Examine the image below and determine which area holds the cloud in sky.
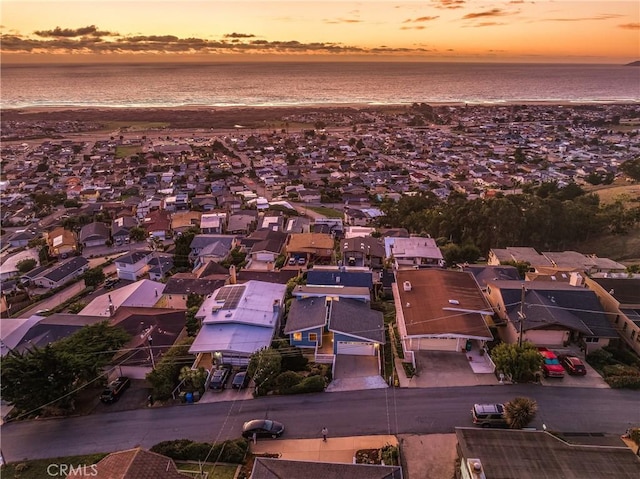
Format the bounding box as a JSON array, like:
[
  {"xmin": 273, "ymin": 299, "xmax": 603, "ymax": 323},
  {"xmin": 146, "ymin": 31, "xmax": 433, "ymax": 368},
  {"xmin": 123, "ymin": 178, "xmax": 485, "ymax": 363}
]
[
  {"xmin": 432, "ymin": 0, "xmax": 466, "ymax": 9},
  {"xmin": 323, "ymin": 18, "xmax": 362, "ymax": 24},
  {"xmin": 618, "ymin": 23, "xmax": 639, "ymax": 30},
  {"xmin": 462, "ymin": 9, "xmax": 513, "ymax": 20},
  {"xmin": 1, "ymin": 25, "xmax": 440, "ymax": 56},
  {"xmin": 544, "ymin": 14, "xmax": 623, "ymax": 22},
  {"xmin": 403, "ymin": 16, "xmax": 439, "ymax": 23}
]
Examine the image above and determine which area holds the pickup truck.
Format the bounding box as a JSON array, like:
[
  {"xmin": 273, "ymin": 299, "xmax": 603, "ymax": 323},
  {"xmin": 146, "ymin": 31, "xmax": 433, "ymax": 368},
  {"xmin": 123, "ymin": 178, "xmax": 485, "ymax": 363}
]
[
  {"xmin": 100, "ymin": 376, "xmax": 131, "ymax": 403},
  {"xmin": 538, "ymin": 348, "xmax": 565, "ymax": 378}
]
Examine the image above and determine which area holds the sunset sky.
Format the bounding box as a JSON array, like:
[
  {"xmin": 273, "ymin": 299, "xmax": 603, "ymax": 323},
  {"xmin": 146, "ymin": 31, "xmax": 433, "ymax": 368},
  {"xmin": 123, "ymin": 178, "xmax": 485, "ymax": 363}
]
[{"xmin": 1, "ymin": 1, "xmax": 638, "ymax": 63}]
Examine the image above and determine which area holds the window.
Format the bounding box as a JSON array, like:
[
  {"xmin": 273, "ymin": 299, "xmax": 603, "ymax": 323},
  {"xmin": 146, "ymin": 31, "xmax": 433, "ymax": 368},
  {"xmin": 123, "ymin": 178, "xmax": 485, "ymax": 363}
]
[
  {"xmin": 632, "ymin": 330, "xmax": 636, "ymax": 341},
  {"xmin": 293, "ymin": 332, "xmax": 302, "ymax": 341},
  {"xmin": 623, "ymin": 323, "xmax": 628, "ymax": 333},
  {"xmin": 308, "ymin": 333, "xmax": 318, "ymax": 342},
  {"xmin": 585, "ymin": 337, "xmax": 599, "ymax": 343}
]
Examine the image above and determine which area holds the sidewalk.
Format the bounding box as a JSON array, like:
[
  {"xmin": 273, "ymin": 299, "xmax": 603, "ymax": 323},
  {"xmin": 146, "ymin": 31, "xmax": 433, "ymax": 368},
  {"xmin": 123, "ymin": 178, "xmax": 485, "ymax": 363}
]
[{"xmin": 250, "ymin": 434, "xmax": 398, "ymax": 464}]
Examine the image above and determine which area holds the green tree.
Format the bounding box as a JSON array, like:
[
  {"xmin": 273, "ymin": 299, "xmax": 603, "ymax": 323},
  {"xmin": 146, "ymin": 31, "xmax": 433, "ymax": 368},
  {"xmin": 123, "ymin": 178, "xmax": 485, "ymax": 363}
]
[
  {"xmin": 502, "ymin": 260, "xmax": 531, "ymax": 280},
  {"xmin": 186, "ymin": 293, "xmax": 204, "ymax": 309},
  {"xmin": 178, "ymin": 366, "xmax": 208, "ymax": 393},
  {"xmin": 185, "ymin": 306, "xmax": 201, "ymax": 337},
  {"xmin": 490, "ymin": 342, "xmax": 543, "ymax": 382},
  {"xmin": 504, "ymin": 396, "xmax": 538, "ymax": 429},
  {"xmin": 82, "ymin": 267, "xmax": 105, "ymax": 287},
  {"xmin": 173, "ymin": 227, "xmax": 199, "ymax": 268},
  {"xmin": 247, "ymin": 347, "xmax": 282, "ymax": 396},
  {"xmin": 620, "ymin": 158, "xmax": 640, "ymax": 181},
  {"xmin": 16, "ymin": 258, "xmax": 37, "ymax": 274},
  {"xmin": 129, "ymin": 226, "xmax": 147, "ymax": 242},
  {"xmin": 38, "ymin": 245, "xmax": 51, "ymax": 265},
  {"xmin": 0, "ymin": 322, "xmax": 129, "ymax": 415},
  {"xmin": 146, "ymin": 337, "xmax": 194, "ymax": 400}
]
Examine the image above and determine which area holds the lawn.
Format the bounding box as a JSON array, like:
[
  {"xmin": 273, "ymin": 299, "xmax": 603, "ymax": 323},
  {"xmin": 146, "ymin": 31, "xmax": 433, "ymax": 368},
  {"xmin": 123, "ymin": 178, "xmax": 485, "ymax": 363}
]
[
  {"xmin": 1, "ymin": 454, "xmax": 106, "ymax": 479},
  {"xmin": 306, "ymin": 206, "xmax": 344, "ymax": 218},
  {"xmin": 176, "ymin": 462, "xmax": 239, "ymax": 479},
  {"xmin": 115, "ymin": 145, "xmax": 143, "ymax": 159},
  {"xmin": 587, "ymin": 183, "xmax": 640, "ymax": 206}
]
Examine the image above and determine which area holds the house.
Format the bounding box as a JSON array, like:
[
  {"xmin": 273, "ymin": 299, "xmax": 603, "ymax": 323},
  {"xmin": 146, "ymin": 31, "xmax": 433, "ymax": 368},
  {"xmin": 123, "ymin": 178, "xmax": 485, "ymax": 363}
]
[
  {"xmin": 10, "ymin": 313, "xmax": 105, "ymax": 354},
  {"xmin": 393, "ymin": 269, "xmax": 494, "ymax": 359},
  {"xmin": 307, "ymin": 269, "xmax": 373, "ymax": 291},
  {"xmin": 298, "ymin": 188, "xmax": 321, "ymax": 203},
  {"xmin": 160, "ymin": 277, "xmax": 226, "ymax": 309},
  {"xmin": 586, "ymin": 277, "xmax": 640, "ymax": 356},
  {"xmin": 0, "ymin": 248, "xmax": 39, "ymax": 281},
  {"xmin": 170, "ymin": 211, "xmax": 202, "ymax": 234},
  {"xmin": 384, "ymin": 237, "xmax": 444, "ymax": 270},
  {"xmin": 242, "ymin": 230, "xmax": 288, "ymax": 264},
  {"xmin": 340, "ymin": 237, "xmax": 385, "ymax": 269},
  {"xmin": 189, "ymin": 281, "xmax": 287, "ymax": 366},
  {"xmin": 111, "ymin": 215, "xmax": 138, "ymax": 245},
  {"xmin": 285, "ymin": 297, "xmax": 384, "ymax": 361},
  {"xmin": 461, "ymin": 264, "xmax": 521, "ymax": 291},
  {"xmin": 250, "ymin": 458, "xmax": 402, "ymax": 479},
  {"xmin": 66, "ymin": 447, "xmax": 191, "ymax": 478},
  {"xmin": 485, "ymin": 279, "xmax": 618, "ymax": 353},
  {"xmin": 33, "ymin": 256, "xmax": 89, "ymax": 289},
  {"xmin": 143, "ymin": 209, "xmax": 172, "ymax": 240},
  {"xmin": 542, "ymin": 251, "xmax": 627, "ymax": 274},
  {"xmin": 79, "ymin": 222, "xmax": 110, "ymax": 248},
  {"xmin": 200, "ymin": 212, "xmax": 227, "ymax": 234},
  {"xmin": 292, "ymin": 285, "xmax": 371, "ymax": 303},
  {"xmin": 286, "ymin": 233, "xmax": 334, "ymax": 264},
  {"xmin": 46, "ymin": 226, "xmax": 77, "ymax": 258},
  {"xmin": 79, "ymin": 279, "xmax": 165, "ymax": 317},
  {"xmin": 189, "ymin": 234, "xmax": 237, "ymax": 268},
  {"xmin": 115, "ymin": 250, "xmax": 153, "ymax": 281},
  {"xmin": 487, "ymin": 246, "xmax": 553, "ymax": 270},
  {"xmin": 110, "ymin": 307, "xmax": 186, "ymax": 375},
  {"xmin": 455, "ymin": 428, "xmax": 640, "ymax": 479},
  {"xmin": 7, "ymin": 227, "xmax": 39, "ymax": 248},
  {"xmin": 148, "ymin": 254, "xmax": 174, "ymax": 281},
  {"xmin": 227, "ymin": 210, "xmax": 258, "ymax": 235}
]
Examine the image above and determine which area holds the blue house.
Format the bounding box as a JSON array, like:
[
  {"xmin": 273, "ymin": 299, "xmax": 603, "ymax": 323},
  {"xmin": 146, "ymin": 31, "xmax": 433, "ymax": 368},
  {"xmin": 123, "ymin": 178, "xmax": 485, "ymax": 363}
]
[
  {"xmin": 306, "ymin": 269, "xmax": 373, "ymax": 290},
  {"xmin": 284, "ymin": 297, "xmax": 385, "ymax": 362}
]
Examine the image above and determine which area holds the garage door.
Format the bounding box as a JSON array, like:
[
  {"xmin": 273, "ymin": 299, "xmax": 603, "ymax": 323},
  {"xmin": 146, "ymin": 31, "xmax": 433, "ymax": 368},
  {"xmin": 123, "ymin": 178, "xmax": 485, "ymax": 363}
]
[
  {"xmin": 256, "ymin": 253, "xmax": 274, "ymax": 262},
  {"xmin": 417, "ymin": 338, "xmax": 459, "ymax": 352},
  {"xmin": 337, "ymin": 341, "xmax": 375, "ymax": 356}
]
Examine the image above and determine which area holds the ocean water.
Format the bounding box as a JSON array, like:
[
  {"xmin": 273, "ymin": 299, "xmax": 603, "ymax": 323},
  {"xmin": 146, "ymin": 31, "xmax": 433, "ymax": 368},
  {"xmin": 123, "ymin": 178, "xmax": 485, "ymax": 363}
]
[{"xmin": 1, "ymin": 62, "xmax": 638, "ymax": 109}]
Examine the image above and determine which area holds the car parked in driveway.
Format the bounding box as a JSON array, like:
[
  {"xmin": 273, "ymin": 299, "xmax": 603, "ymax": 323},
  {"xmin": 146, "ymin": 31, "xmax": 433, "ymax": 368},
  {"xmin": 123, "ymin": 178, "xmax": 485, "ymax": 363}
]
[
  {"xmin": 241, "ymin": 419, "xmax": 285, "ymax": 439},
  {"xmin": 559, "ymin": 355, "xmax": 587, "ymax": 375},
  {"xmin": 538, "ymin": 347, "xmax": 565, "ymax": 378},
  {"xmin": 231, "ymin": 370, "xmax": 250, "ymax": 389},
  {"xmin": 209, "ymin": 365, "xmax": 231, "ymax": 390},
  {"xmin": 100, "ymin": 376, "xmax": 131, "ymax": 403}
]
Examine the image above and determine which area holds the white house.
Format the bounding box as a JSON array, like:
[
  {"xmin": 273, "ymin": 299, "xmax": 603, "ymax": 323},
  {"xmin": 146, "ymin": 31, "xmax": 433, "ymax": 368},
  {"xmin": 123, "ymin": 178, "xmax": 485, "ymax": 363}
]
[
  {"xmin": 115, "ymin": 251, "xmax": 154, "ymax": 281},
  {"xmin": 189, "ymin": 280, "xmax": 287, "ymax": 366}
]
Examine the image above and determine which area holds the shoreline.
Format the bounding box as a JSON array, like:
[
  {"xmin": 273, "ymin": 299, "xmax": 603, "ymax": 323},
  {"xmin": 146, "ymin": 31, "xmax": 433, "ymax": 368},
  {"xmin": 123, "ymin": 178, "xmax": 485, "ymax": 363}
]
[{"xmin": 2, "ymin": 99, "xmax": 639, "ymax": 114}]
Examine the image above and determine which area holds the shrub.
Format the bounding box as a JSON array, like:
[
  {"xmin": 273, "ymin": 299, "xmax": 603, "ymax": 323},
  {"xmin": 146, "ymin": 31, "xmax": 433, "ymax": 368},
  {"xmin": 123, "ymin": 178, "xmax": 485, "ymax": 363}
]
[
  {"xmin": 284, "ymin": 374, "xmax": 325, "ymax": 394},
  {"xmin": 151, "ymin": 438, "xmax": 248, "ymax": 463},
  {"xmin": 504, "ymin": 396, "xmax": 538, "ymax": 429},
  {"xmin": 630, "ymin": 428, "xmax": 640, "ymax": 446},
  {"xmin": 603, "ymin": 346, "xmax": 640, "ymax": 368},
  {"xmin": 381, "ymin": 444, "xmax": 399, "ymax": 466},
  {"xmin": 605, "ymin": 375, "xmax": 640, "ymax": 389},
  {"xmin": 602, "ymin": 364, "xmax": 640, "ymax": 377},
  {"xmin": 276, "ymin": 370, "xmax": 303, "ymax": 392}
]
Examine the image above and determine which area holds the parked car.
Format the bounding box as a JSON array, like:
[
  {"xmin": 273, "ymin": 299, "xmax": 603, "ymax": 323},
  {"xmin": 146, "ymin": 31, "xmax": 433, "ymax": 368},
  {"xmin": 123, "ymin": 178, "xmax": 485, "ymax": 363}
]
[
  {"xmin": 100, "ymin": 376, "xmax": 131, "ymax": 403},
  {"xmin": 538, "ymin": 347, "xmax": 565, "ymax": 378},
  {"xmin": 232, "ymin": 370, "xmax": 250, "ymax": 389},
  {"xmin": 559, "ymin": 355, "xmax": 587, "ymax": 375},
  {"xmin": 241, "ymin": 419, "xmax": 285, "ymax": 439},
  {"xmin": 298, "ymin": 257, "xmax": 306, "ymax": 265},
  {"xmin": 209, "ymin": 365, "xmax": 231, "ymax": 390},
  {"xmin": 288, "ymin": 257, "xmax": 297, "ymax": 266},
  {"xmin": 471, "ymin": 403, "xmax": 508, "ymax": 428},
  {"xmin": 104, "ymin": 278, "xmax": 120, "ymax": 290}
]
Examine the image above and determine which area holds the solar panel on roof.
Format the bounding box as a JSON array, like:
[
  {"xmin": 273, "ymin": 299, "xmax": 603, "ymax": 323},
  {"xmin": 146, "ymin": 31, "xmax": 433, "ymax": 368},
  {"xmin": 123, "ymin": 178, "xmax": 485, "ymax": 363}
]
[{"xmin": 214, "ymin": 285, "xmax": 246, "ymax": 309}]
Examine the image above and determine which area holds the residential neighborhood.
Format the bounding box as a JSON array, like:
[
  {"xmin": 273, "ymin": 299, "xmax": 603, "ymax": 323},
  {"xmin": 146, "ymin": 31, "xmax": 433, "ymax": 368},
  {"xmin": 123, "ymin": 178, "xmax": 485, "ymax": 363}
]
[{"xmin": 1, "ymin": 103, "xmax": 640, "ymax": 478}]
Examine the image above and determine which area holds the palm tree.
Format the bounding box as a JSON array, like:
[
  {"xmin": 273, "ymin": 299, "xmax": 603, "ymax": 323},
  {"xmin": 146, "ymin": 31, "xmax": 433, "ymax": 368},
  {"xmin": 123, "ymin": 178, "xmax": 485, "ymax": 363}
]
[{"xmin": 504, "ymin": 396, "xmax": 538, "ymax": 429}]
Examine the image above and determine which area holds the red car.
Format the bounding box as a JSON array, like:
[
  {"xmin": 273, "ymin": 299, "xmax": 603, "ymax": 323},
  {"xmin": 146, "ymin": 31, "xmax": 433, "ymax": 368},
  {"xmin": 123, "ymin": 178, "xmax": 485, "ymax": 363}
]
[
  {"xmin": 559, "ymin": 355, "xmax": 587, "ymax": 375},
  {"xmin": 538, "ymin": 348, "xmax": 565, "ymax": 378}
]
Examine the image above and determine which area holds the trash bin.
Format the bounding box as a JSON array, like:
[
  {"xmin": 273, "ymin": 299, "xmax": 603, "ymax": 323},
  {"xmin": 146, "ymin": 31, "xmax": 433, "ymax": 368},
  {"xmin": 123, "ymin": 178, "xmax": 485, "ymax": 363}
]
[
  {"xmin": 465, "ymin": 339, "xmax": 472, "ymax": 352},
  {"xmin": 185, "ymin": 392, "xmax": 193, "ymax": 403},
  {"xmin": 193, "ymin": 391, "xmax": 201, "ymax": 402},
  {"xmin": 178, "ymin": 391, "xmax": 187, "ymax": 403}
]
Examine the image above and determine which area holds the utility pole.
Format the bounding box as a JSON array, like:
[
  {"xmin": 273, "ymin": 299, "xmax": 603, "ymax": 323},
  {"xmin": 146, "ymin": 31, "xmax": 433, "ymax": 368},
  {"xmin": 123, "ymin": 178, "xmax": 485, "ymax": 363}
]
[
  {"xmin": 148, "ymin": 335, "xmax": 156, "ymax": 370},
  {"xmin": 518, "ymin": 284, "xmax": 526, "ymax": 347}
]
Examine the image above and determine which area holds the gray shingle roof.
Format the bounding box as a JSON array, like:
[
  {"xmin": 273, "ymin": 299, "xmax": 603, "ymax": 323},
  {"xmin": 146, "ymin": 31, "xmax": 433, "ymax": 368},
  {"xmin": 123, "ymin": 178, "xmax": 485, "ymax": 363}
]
[
  {"xmin": 329, "ymin": 298, "xmax": 385, "ymax": 343},
  {"xmin": 284, "ymin": 297, "xmax": 327, "ymax": 334},
  {"xmin": 251, "ymin": 458, "xmax": 402, "ymax": 479},
  {"xmin": 42, "ymin": 256, "xmax": 89, "ymax": 283}
]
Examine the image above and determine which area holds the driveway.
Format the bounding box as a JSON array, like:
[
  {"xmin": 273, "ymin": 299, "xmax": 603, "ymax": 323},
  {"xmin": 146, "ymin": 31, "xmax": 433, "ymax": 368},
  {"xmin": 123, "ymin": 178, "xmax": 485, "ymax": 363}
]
[
  {"xmin": 408, "ymin": 351, "xmax": 499, "ymax": 388},
  {"xmin": 326, "ymin": 355, "xmax": 388, "ymax": 392}
]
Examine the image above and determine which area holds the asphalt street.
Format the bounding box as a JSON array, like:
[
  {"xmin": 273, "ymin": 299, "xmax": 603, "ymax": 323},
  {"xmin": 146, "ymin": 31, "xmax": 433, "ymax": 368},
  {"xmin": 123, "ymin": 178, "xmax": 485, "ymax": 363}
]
[{"xmin": 2, "ymin": 385, "xmax": 639, "ymax": 463}]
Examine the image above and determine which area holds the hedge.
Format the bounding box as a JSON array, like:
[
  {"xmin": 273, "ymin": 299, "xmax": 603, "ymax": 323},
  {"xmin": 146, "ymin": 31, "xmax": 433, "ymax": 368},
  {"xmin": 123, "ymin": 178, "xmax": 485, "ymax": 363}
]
[
  {"xmin": 282, "ymin": 374, "xmax": 325, "ymax": 394},
  {"xmin": 150, "ymin": 438, "xmax": 249, "ymax": 463}
]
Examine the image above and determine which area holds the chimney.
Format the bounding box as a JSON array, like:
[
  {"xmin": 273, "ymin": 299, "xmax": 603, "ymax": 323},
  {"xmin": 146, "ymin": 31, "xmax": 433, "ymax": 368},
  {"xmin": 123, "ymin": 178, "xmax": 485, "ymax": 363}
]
[
  {"xmin": 108, "ymin": 295, "xmax": 115, "ymax": 316},
  {"xmin": 229, "ymin": 264, "xmax": 237, "ymax": 284},
  {"xmin": 569, "ymin": 272, "xmax": 584, "ymax": 287},
  {"xmin": 273, "ymin": 299, "xmax": 280, "ymax": 313}
]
